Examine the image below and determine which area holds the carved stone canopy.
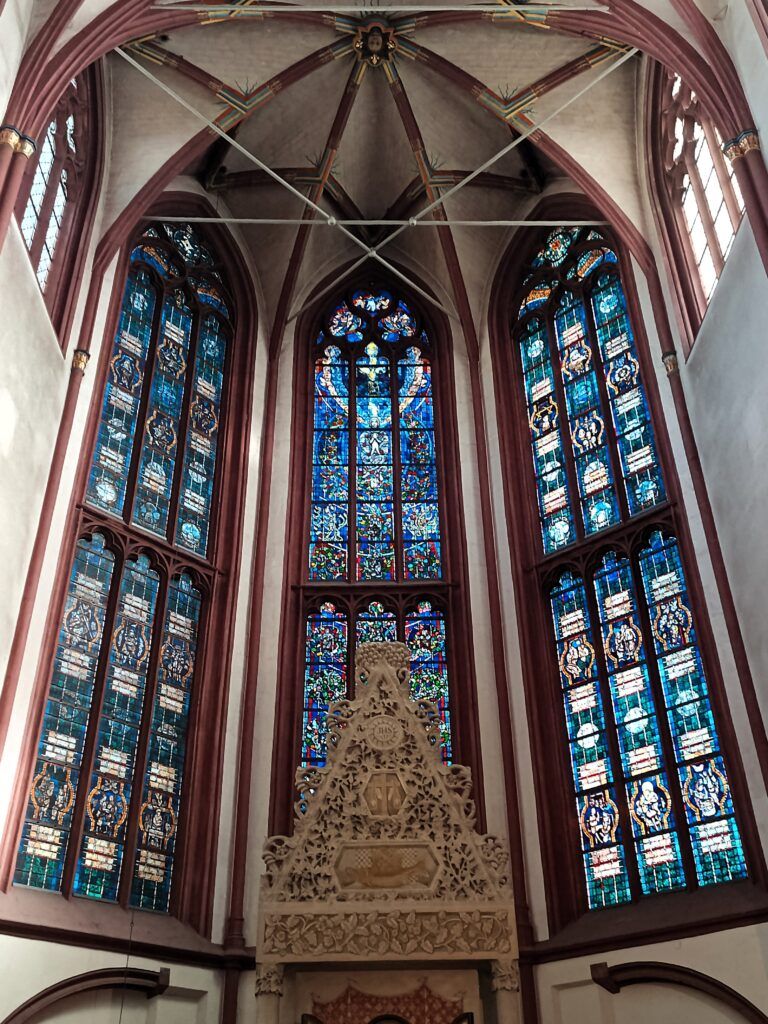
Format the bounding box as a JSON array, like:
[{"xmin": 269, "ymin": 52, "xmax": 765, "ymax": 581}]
[{"xmin": 257, "ymin": 642, "xmax": 517, "ymax": 963}]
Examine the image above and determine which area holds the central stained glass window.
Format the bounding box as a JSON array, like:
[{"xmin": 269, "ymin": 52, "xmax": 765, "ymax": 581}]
[
  {"xmin": 301, "ymin": 288, "xmax": 452, "ymax": 769},
  {"xmin": 513, "ymin": 227, "xmax": 748, "ymax": 911}
]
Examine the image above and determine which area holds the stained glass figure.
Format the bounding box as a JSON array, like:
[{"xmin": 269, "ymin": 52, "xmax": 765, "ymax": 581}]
[
  {"xmin": 639, "ymin": 532, "xmax": 746, "ymax": 885},
  {"xmin": 15, "ymin": 534, "xmax": 114, "ymax": 892},
  {"xmin": 85, "ymin": 224, "xmax": 232, "ymax": 559},
  {"xmin": 131, "ymin": 574, "xmax": 201, "ymax": 911},
  {"xmin": 514, "ymin": 229, "xmax": 664, "ymax": 551},
  {"xmin": 356, "ymin": 601, "xmax": 397, "ymax": 645},
  {"xmin": 74, "ymin": 555, "xmax": 160, "ymax": 901},
  {"xmin": 550, "ymin": 571, "xmax": 631, "ymax": 908},
  {"xmin": 302, "ymin": 603, "xmax": 348, "ymax": 769},
  {"xmin": 405, "ymin": 602, "xmax": 451, "ymax": 763}
]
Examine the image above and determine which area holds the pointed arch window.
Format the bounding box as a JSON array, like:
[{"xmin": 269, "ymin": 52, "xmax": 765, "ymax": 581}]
[
  {"xmin": 300, "ymin": 288, "xmax": 452, "ymax": 772},
  {"xmin": 15, "ymin": 71, "xmax": 102, "ymax": 336},
  {"xmin": 510, "ymin": 227, "xmax": 749, "ymax": 912},
  {"xmin": 649, "ymin": 67, "xmax": 744, "ymax": 343},
  {"xmin": 13, "ymin": 223, "xmax": 234, "ymax": 914}
]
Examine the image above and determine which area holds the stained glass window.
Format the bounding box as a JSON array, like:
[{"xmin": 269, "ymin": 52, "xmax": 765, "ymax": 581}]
[
  {"xmin": 512, "ymin": 225, "xmax": 749, "ymax": 911},
  {"xmin": 16, "ymin": 222, "xmax": 234, "ymax": 912},
  {"xmin": 86, "ymin": 224, "xmax": 231, "ymax": 559},
  {"xmin": 300, "ymin": 287, "xmax": 454, "ymax": 771},
  {"xmin": 515, "ymin": 228, "xmax": 665, "ymax": 554}
]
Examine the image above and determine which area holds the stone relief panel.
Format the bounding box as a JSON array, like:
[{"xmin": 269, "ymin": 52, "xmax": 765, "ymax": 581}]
[{"xmin": 257, "ymin": 642, "xmax": 517, "ymax": 963}]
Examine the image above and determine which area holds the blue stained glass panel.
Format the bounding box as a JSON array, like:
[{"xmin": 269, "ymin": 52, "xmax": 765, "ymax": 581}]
[
  {"xmin": 405, "ymin": 602, "xmax": 451, "ymax": 763},
  {"xmin": 352, "ymin": 290, "xmax": 392, "ymax": 314},
  {"xmin": 551, "ymin": 572, "xmax": 613, "ymax": 795},
  {"xmin": 310, "ymin": 347, "xmax": 350, "ymax": 581},
  {"xmin": 399, "ymin": 347, "xmax": 441, "ymax": 580},
  {"xmin": 356, "ymin": 343, "xmax": 395, "ymax": 581},
  {"xmin": 639, "ymin": 532, "xmax": 747, "ymax": 885},
  {"xmin": 555, "ymin": 293, "xmax": 620, "ymax": 536},
  {"xmin": 131, "ymin": 574, "xmax": 201, "ymax": 912},
  {"xmin": 175, "ymin": 314, "xmax": 227, "ymax": 556},
  {"xmin": 593, "ymin": 551, "xmax": 687, "ymax": 892},
  {"xmin": 356, "ymin": 601, "xmax": 398, "ymax": 645},
  {"xmin": 591, "ymin": 273, "xmax": 665, "ymax": 515},
  {"xmin": 73, "ymin": 555, "xmax": 160, "ymax": 901},
  {"xmin": 302, "ymin": 603, "xmax": 347, "ymax": 768},
  {"xmin": 15, "ymin": 535, "xmax": 115, "ymax": 893},
  {"xmin": 379, "ymin": 300, "xmax": 417, "ymax": 342},
  {"xmin": 86, "ymin": 271, "xmax": 156, "ymax": 516},
  {"xmin": 132, "ymin": 294, "xmax": 193, "ymax": 539},
  {"xmin": 520, "ymin": 318, "xmax": 575, "ymax": 552},
  {"xmin": 329, "ymin": 302, "xmax": 363, "ymax": 342}
]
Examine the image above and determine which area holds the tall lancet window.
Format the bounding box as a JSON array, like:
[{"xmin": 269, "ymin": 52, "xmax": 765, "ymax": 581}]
[
  {"xmin": 300, "ymin": 288, "xmax": 451, "ymax": 771},
  {"xmin": 14, "ymin": 223, "xmax": 234, "ymax": 914},
  {"xmin": 511, "ymin": 227, "xmax": 748, "ymax": 912},
  {"xmin": 649, "ymin": 66, "xmax": 745, "ymax": 344}
]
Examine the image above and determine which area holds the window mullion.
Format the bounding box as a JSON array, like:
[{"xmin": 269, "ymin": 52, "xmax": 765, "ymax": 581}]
[
  {"xmin": 545, "ymin": 306, "xmax": 584, "ymax": 545},
  {"xmin": 581, "ymin": 278, "xmax": 631, "ymax": 523},
  {"xmin": 700, "ymin": 119, "xmax": 742, "ymax": 233},
  {"xmin": 628, "ymin": 546, "xmax": 699, "ymax": 888},
  {"xmin": 27, "ymin": 132, "xmax": 67, "ymax": 274},
  {"xmin": 116, "ymin": 568, "xmax": 170, "ymax": 907},
  {"xmin": 348, "ymin": 342, "xmax": 358, "ymax": 588},
  {"xmin": 166, "ymin": 304, "xmax": 200, "ymax": 546},
  {"xmin": 684, "ymin": 150, "xmax": 725, "ymax": 275},
  {"xmin": 123, "ymin": 281, "xmax": 166, "ymax": 525},
  {"xmin": 59, "ymin": 543, "xmax": 126, "ymax": 897}
]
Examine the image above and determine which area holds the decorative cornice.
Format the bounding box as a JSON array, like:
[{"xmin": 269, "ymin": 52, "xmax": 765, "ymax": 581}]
[
  {"xmin": 661, "ymin": 350, "xmax": 679, "ymax": 377},
  {"xmin": 723, "ymin": 129, "xmax": 760, "ymax": 162}
]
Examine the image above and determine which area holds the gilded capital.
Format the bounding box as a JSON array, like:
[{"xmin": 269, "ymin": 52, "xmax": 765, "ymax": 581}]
[
  {"xmin": 0, "ymin": 125, "xmax": 21, "ymax": 150},
  {"xmin": 15, "ymin": 135, "xmax": 36, "ymax": 158},
  {"xmin": 661, "ymin": 350, "xmax": 679, "ymax": 377},
  {"xmin": 72, "ymin": 349, "xmax": 90, "ymax": 374},
  {"xmin": 723, "ymin": 129, "xmax": 760, "ymax": 162}
]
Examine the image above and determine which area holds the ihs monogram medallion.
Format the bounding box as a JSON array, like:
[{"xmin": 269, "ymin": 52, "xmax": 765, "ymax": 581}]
[{"xmin": 354, "ymin": 22, "xmax": 397, "ymax": 67}]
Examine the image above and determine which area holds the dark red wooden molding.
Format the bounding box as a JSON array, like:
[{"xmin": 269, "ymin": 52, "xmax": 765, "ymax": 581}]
[
  {"xmin": 591, "ymin": 960, "xmax": 768, "ymax": 1024},
  {"xmin": 0, "ymin": 967, "xmax": 170, "ymax": 1024}
]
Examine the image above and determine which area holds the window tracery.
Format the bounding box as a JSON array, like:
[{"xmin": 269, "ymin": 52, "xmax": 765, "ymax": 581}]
[
  {"xmin": 14, "ymin": 223, "xmax": 233, "ymax": 913},
  {"xmin": 651, "ymin": 67, "xmax": 745, "ymax": 340},
  {"xmin": 512, "ymin": 227, "xmax": 748, "ymax": 910}
]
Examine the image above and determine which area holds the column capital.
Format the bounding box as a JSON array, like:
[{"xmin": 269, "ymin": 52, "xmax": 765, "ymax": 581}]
[
  {"xmin": 72, "ymin": 349, "xmax": 90, "ymax": 374},
  {"xmin": 723, "ymin": 129, "xmax": 760, "ymax": 162},
  {"xmin": 661, "ymin": 350, "xmax": 679, "ymax": 377}
]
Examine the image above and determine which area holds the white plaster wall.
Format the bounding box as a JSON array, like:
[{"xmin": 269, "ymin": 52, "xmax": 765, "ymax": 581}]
[
  {"xmin": 535, "ymin": 922, "xmax": 768, "ymax": 1024},
  {"xmin": 0, "ymin": 225, "xmax": 68, "ymax": 682},
  {"xmin": 0, "ymin": 934, "xmax": 221, "ymax": 1024},
  {"xmin": 0, "ymin": 0, "xmax": 35, "ymax": 116}
]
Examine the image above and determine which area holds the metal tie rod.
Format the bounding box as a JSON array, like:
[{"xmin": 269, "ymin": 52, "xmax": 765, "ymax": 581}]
[
  {"xmin": 144, "ymin": 216, "xmax": 609, "ymax": 227},
  {"xmin": 287, "ymin": 45, "xmax": 636, "ymax": 322},
  {"xmin": 114, "ymin": 46, "xmax": 457, "ymax": 320},
  {"xmin": 152, "ymin": 4, "xmax": 605, "ymax": 13}
]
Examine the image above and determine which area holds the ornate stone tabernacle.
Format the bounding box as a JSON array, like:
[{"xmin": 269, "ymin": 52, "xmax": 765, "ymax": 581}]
[{"xmin": 257, "ymin": 642, "xmax": 517, "ymax": 965}]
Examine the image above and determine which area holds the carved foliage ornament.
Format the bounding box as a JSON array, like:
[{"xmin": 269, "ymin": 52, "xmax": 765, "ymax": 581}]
[{"xmin": 258, "ymin": 642, "xmax": 516, "ymax": 962}]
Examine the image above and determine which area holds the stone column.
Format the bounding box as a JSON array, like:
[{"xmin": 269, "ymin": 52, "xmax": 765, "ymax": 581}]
[
  {"xmin": 254, "ymin": 963, "xmax": 284, "ymax": 1024},
  {"xmin": 491, "ymin": 959, "xmax": 520, "ymax": 1024}
]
